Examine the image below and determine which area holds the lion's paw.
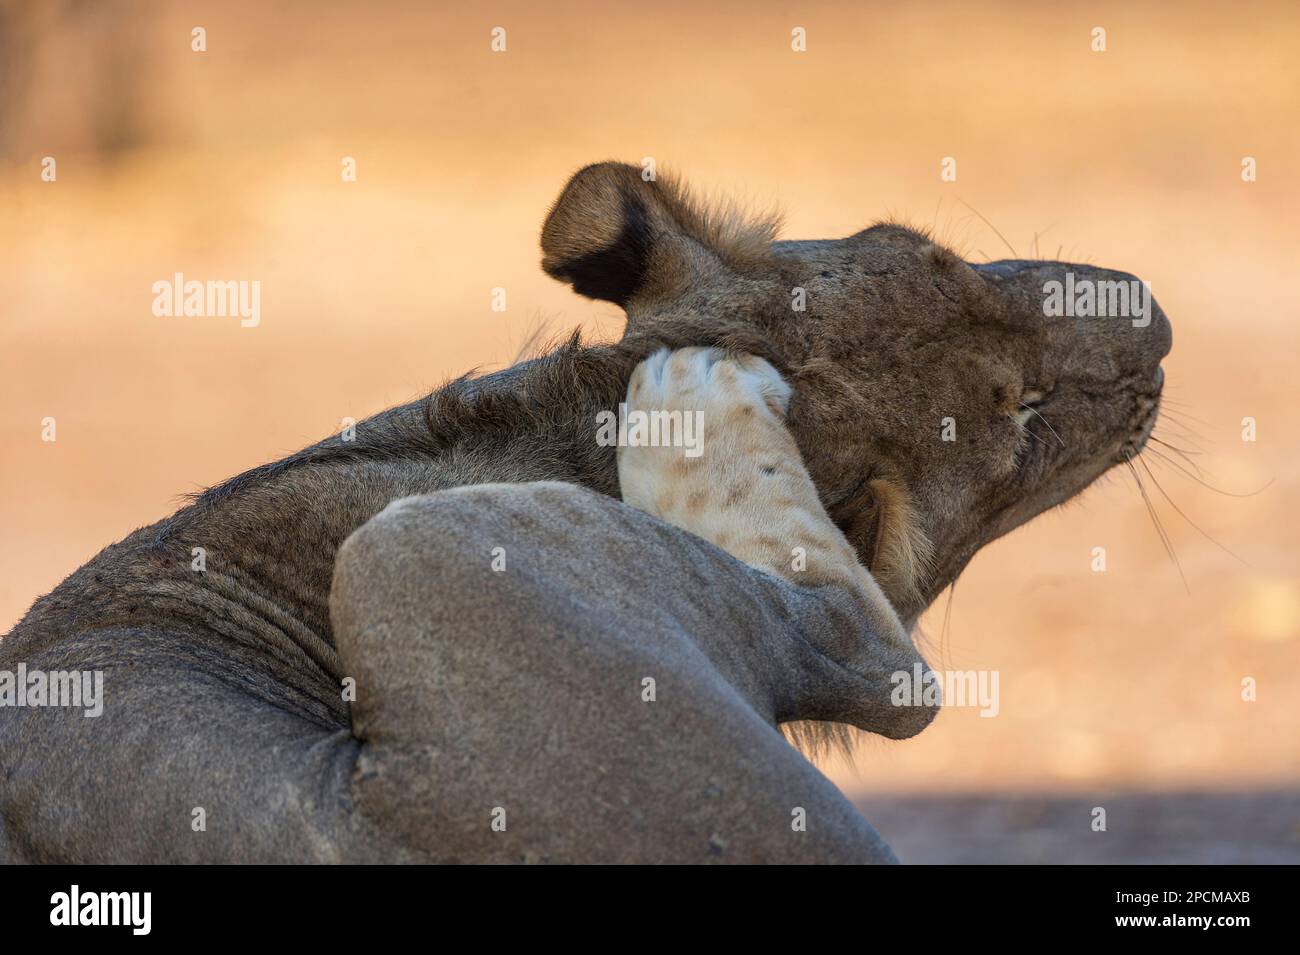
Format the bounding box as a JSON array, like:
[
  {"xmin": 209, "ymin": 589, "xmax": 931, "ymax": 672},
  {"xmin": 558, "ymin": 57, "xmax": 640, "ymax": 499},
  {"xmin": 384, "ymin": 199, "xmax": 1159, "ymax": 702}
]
[{"xmin": 618, "ymin": 347, "xmax": 792, "ymax": 523}]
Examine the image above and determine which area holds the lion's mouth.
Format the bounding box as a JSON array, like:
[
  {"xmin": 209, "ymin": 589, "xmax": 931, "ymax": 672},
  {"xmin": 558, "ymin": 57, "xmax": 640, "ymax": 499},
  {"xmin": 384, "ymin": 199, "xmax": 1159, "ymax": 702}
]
[{"xmin": 1118, "ymin": 366, "xmax": 1164, "ymax": 461}]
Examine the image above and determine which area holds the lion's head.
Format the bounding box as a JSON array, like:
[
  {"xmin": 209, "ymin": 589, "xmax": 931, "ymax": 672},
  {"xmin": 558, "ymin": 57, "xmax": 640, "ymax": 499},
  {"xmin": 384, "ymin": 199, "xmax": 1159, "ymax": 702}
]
[{"xmin": 541, "ymin": 162, "xmax": 1171, "ymax": 623}]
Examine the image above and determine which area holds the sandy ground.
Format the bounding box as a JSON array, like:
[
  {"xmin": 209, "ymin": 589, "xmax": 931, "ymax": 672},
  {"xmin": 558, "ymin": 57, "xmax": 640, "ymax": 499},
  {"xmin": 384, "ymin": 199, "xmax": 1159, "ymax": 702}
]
[
  {"xmin": 860, "ymin": 790, "xmax": 1300, "ymax": 864},
  {"xmin": 1, "ymin": 1, "xmax": 1297, "ymax": 861}
]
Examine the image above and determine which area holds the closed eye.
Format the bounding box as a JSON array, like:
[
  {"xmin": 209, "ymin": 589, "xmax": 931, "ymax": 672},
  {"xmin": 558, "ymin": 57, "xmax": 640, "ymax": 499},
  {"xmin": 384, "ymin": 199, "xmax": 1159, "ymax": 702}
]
[
  {"xmin": 1015, "ymin": 387, "xmax": 1065, "ymax": 449},
  {"xmin": 1013, "ymin": 388, "xmax": 1046, "ymax": 428}
]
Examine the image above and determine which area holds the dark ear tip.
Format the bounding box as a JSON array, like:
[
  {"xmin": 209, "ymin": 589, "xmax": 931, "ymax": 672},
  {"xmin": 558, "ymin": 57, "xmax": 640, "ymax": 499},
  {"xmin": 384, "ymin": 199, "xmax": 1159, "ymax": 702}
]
[{"xmin": 540, "ymin": 162, "xmax": 655, "ymax": 306}]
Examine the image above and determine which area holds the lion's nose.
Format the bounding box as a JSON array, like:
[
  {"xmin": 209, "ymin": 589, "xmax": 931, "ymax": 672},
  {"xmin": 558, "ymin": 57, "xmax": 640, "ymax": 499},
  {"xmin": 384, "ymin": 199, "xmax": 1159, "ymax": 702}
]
[
  {"xmin": 1147, "ymin": 292, "xmax": 1173, "ymax": 362},
  {"xmin": 972, "ymin": 258, "xmax": 1172, "ymax": 365},
  {"xmin": 1094, "ymin": 266, "xmax": 1172, "ymax": 364}
]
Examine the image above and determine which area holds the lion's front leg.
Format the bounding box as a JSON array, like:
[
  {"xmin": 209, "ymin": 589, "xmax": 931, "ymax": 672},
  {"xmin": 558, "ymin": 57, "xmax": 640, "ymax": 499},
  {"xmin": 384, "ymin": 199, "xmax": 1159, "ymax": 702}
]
[{"xmin": 617, "ymin": 347, "xmax": 912, "ymax": 652}]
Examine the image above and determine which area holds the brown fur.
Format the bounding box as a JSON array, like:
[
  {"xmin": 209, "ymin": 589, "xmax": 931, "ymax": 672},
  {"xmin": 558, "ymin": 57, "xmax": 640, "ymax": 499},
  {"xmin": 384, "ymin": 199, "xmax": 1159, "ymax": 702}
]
[
  {"xmin": 5, "ymin": 161, "xmax": 1171, "ymax": 768},
  {"xmin": 0, "ymin": 162, "xmax": 1174, "ymax": 863},
  {"xmin": 540, "ymin": 162, "xmax": 1171, "ymax": 627},
  {"xmin": 617, "ymin": 346, "xmax": 929, "ymax": 758}
]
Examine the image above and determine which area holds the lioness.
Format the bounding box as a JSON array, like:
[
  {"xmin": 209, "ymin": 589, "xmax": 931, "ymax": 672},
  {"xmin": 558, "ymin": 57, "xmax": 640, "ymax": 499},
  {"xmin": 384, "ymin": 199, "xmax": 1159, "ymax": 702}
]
[{"xmin": 0, "ymin": 163, "xmax": 1169, "ymax": 863}]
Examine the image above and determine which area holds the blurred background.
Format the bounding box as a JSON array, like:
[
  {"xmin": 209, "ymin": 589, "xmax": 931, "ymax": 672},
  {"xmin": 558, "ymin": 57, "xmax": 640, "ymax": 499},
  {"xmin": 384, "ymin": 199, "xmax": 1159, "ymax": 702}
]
[{"xmin": 1, "ymin": 0, "xmax": 1296, "ymax": 862}]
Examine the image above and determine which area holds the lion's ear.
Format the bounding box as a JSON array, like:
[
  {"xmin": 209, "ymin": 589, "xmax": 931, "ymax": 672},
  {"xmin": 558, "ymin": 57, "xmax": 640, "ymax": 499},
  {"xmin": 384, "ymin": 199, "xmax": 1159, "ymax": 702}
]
[
  {"xmin": 540, "ymin": 163, "xmax": 656, "ymax": 307},
  {"xmin": 540, "ymin": 162, "xmax": 779, "ymax": 310}
]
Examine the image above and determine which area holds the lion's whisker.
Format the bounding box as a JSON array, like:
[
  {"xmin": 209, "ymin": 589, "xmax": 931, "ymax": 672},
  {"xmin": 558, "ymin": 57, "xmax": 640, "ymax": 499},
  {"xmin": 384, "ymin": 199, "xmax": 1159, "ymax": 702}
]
[
  {"xmin": 1154, "ymin": 429, "xmax": 1208, "ymax": 455},
  {"xmin": 1155, "ymin": 403, "xmax": 1213, "ymax": 428},
  {"xmin": 1149, "ymin": 441, "xmax": 1206, "ymax": 480},
  {"xmin": 1125, "ymin": 457, "xmax": 1189, "ymax": 593},
  {"xmin": 1139, "ymin": 456, "xmax": 1250, "ymax": 567},
  {"xmin": 1149, "ymin": 436, "xmax": 1205, "ymax": 476},
  {"xmin": 954, "ymin": 196, "xmax": 1018, "ymax": 258},
  {"xmin": 1143, "ymin": 445, "xmax": 1273, "ymax": 498},
  {"xmin": 939, "ymin": 580, "xmax": 957, "ymax": 671},
  {"xmin": 1150, "ymin": 433, "xmax": 1203, "ymax": 455},
  {"xmin": 1152, "ymin": 410, "xmax": 1208, "ymax": 441},
  {"xmin": 1155, "ymin": 417, "xmax": 1207, "ymax": 441}
]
